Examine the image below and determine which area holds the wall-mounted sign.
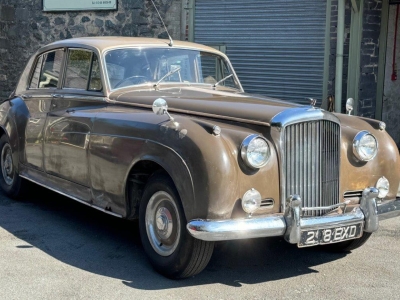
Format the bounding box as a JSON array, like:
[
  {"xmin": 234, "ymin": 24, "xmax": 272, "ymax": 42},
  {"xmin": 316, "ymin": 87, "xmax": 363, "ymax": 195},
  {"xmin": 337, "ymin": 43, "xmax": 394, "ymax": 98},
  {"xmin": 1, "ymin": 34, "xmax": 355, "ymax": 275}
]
[{"xmin": 43, "ymin": 0, "xmax": 117, "ymax": 12}]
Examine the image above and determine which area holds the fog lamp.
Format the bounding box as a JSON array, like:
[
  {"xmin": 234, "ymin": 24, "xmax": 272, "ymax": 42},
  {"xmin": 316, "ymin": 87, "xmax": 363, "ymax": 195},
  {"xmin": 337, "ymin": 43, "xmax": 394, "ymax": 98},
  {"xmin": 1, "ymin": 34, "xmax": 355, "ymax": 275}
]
[
  {"xmin": 242, "ymin": 188, "xmax": 261, "ymax": 214},
  {"xmin": 376, "ymin": 176, "xmax": 389, "ymax": 199}
]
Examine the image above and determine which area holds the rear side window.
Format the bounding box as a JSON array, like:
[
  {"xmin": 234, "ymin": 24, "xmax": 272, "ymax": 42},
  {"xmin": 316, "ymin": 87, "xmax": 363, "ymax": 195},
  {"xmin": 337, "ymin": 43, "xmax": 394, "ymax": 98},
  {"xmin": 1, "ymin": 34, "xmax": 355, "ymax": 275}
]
[{"xmin": 29, "ymin": 49, "xmax": 63, "ymax": 89}]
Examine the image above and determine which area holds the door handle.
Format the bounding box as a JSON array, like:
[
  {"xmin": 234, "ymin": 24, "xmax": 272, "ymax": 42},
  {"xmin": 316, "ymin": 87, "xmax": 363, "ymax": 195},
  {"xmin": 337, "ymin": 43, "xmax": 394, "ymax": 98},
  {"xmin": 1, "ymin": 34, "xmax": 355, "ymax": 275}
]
[
  {"xmin": 21, "ymin": 94, "xmax": 32, "ymax": 99},
  {"xmin": 51, "ymin": 94, "xmax": 64, "ymax": 98},
  {"xmin": 66, "ymin": 109, "xmax": 75, "ymax": 114}
]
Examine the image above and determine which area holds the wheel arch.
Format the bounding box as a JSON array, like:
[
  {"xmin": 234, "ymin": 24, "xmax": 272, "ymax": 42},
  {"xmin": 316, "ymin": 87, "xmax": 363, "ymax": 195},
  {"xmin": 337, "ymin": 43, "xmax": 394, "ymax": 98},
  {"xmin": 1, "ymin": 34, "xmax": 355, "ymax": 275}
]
[{"xmin": 124, "ymin": 152, "xmax": 195, "ymax": 221}]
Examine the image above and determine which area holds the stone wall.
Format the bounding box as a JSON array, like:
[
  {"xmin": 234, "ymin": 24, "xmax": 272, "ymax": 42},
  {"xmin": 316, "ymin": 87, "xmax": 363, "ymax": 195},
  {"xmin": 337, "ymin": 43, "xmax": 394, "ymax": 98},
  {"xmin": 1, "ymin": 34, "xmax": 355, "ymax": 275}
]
[
  {"xmin": 0, "ymin": 0, "xmax": 182, "ymax": 100},
  {"xmin": 382, "ymin": 4, "xmax": 400, "ymax": 147},
  {"xmin": 358, "ymin": 0, "xmax": 383, "ymax": 118}
]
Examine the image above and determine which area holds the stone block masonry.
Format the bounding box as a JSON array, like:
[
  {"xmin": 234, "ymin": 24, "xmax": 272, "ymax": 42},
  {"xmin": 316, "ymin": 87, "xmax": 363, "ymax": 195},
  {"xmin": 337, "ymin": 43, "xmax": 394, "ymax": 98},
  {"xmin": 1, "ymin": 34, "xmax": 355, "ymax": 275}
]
[
  {"xmin": 0, "ymin": 0, "xmax": 183, "ymax": 100},
  {"xmin": 358, "ymin": 0, "xmax": 383, "ymax": 119}
]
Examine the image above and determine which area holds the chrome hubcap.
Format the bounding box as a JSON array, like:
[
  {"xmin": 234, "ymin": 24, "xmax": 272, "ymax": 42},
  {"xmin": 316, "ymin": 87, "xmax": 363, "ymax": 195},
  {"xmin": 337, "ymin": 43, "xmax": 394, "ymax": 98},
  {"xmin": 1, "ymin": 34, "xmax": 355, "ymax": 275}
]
[
  {"xmin": 1, "ymin": 143, "xmax": 14, "ymax": 186},
  {"xmin": 145, "ymin": 191, "xmax": 180, "ymax": 256}
]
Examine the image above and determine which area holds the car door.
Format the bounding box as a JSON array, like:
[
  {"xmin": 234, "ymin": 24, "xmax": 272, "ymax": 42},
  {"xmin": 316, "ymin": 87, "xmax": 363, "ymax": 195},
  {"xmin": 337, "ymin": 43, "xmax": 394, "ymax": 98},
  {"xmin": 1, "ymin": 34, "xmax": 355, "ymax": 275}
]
[
  {"xmin": 43, "ymin": 48, "xmax": 106, "ymax": 189},
  {"xmin": 23, "ymin": 48, "xmax": 65, "ymax": 170}
]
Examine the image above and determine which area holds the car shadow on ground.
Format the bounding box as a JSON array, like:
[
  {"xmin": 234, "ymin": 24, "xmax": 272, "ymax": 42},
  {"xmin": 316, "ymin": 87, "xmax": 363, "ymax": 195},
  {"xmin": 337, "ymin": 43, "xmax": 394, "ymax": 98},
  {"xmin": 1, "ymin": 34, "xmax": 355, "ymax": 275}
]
[{"xmin": 0, "ymin": 185, "xmax": 347, "ymax": 289}]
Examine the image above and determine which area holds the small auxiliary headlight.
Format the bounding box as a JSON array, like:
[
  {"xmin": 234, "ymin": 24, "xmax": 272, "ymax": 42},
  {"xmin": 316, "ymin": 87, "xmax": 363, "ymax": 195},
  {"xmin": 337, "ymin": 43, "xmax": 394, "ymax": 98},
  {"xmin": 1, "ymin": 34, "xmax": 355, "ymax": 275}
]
[
  {"xmin": 376, "ymin": 176, "xmax": 389, "ymax": 199},
  {"xmin": 242, "ymin": 188, "xmax": 261, "ymax": 214}
]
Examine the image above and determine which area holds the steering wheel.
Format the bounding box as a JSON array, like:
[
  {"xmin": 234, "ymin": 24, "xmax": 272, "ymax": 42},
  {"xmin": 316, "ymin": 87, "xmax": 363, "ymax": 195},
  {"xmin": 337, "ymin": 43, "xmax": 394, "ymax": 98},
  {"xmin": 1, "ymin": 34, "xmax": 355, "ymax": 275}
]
[{"xmin": 114, "ymin": 76, "xmax": 148, "ymax": 88}]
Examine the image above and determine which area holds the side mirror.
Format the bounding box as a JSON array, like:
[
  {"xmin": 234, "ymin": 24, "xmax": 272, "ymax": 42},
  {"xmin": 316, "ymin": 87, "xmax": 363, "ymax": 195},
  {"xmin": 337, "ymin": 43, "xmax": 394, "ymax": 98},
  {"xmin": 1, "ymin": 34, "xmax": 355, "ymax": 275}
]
[
  {"xmin": 152, "ymin": 98, "xmax": 174, "ymax": 121},
  {"xmin": 346, "ymin": 98, "xmax": 354, "ymax": 115},
  {"xmin": 152, "ymin": 98, "xmax": 168, "ymax": 115}
]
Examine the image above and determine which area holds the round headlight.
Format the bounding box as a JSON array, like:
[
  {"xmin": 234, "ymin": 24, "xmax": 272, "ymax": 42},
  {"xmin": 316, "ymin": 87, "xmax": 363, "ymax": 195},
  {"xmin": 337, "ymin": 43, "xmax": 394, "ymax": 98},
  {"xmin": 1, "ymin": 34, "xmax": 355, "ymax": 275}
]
[
  {"xmin": 353, "ymin": 131, "xmax": 378, "ymax": 161},
  {"xmin": 242, "ymin": 188, "xmax": 262, "ymax": 214},
  {"xmin": 241, "ymin": 135, "xmax": 270, "ymax": 169},
  {"xmin": 376, "ymin": 176, "xmax": 389, "ymax": 199}
]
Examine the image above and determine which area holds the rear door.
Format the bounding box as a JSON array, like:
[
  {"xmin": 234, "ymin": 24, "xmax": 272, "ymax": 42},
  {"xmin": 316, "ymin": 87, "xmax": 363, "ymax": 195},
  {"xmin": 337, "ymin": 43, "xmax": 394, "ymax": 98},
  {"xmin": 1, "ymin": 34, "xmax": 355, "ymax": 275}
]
[{"xmin": 23, "ymin": 49, "xmax": 64, "ymax": 170}]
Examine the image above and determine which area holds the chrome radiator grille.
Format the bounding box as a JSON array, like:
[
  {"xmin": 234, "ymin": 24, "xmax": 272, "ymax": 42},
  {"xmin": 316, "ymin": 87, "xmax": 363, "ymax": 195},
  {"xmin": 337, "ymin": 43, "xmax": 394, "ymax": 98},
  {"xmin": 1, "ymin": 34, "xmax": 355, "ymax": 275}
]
[{"xmin": 283, "ymin": 120, "xmax": 340, "ymax": 216}]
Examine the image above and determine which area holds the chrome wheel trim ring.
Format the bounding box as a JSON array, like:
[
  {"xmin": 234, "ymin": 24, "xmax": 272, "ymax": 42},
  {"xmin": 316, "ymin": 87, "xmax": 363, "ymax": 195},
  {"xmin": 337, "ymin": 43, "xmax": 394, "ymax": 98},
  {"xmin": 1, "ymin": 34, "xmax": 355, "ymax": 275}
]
[
  {"xmin": 1, "ymin": 143, "xmax": 14, "ymax": 186},
  {"xmin": 145, "ymin": 191, "xmax": 181, "ymax": 257}
]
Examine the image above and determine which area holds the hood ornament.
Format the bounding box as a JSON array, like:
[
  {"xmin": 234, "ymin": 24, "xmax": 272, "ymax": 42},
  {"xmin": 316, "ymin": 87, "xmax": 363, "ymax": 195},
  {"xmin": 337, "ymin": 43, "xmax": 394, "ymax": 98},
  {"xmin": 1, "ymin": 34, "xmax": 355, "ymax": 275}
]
[{"xmin": 307, "ymin": 98, "xmax": 317, "ymax": 108}]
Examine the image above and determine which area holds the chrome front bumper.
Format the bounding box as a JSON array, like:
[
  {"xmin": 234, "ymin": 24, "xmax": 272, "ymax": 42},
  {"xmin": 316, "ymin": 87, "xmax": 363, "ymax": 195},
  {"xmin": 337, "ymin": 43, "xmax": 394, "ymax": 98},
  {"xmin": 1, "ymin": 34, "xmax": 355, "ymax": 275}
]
[{"xmin": 187, "ymin": 187, "xmax": 400, "ymax": 243}]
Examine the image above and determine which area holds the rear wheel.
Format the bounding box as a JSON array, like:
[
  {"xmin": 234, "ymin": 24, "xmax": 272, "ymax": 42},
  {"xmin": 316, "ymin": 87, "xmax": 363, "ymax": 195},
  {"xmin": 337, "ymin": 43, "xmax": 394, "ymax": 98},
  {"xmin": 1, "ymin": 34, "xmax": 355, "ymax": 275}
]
[
  {"xmin": 321, "ymin": 232, "xmax": 372, "ymax": 252},
  {"xmin": 139, "ymin": 172, "xmax": 214, "ymax": 279},
  {"xmin": 0, "ymin": 135, "xmax": 26, "ymax": 198}
]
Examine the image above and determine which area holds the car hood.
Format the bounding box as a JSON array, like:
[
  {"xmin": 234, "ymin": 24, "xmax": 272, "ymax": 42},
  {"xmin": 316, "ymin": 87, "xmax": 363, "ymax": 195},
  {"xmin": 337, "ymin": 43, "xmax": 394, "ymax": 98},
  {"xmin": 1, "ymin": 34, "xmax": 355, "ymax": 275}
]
[{"xmin": 109, "ymin": 86, "xmax": 302, "ymax": 125}]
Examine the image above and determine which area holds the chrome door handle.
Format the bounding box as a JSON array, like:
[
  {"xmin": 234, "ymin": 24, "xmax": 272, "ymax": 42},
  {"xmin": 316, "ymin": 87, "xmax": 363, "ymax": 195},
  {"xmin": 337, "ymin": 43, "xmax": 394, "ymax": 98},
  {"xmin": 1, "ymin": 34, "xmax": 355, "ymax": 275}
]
[
  {"xmin": 21, "ymin": 94, "xmax": 32, "ymax": 98},
  {"xmin": 51, "ymin": 94, "xmax": 64, "ymax": 98}
]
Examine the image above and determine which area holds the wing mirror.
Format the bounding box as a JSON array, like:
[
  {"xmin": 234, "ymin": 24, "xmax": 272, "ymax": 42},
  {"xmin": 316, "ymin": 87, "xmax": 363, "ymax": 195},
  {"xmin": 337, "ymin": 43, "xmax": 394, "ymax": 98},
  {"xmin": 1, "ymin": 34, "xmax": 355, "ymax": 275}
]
[
  {"xmin": 153, "ymin": 98, "xmax": 174, "ymax": 121},
  {"xmin": 346, "ymin": 98, "xmax": 354, "ymax": 115}
]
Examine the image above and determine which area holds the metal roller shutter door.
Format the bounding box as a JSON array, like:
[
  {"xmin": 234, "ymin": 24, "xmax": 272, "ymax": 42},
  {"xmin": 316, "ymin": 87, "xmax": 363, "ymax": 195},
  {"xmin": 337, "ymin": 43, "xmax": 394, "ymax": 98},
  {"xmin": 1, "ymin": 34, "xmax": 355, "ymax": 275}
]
[{"xmin": 194, "ymin": 0, "xmax": 327, "ymax": 105}]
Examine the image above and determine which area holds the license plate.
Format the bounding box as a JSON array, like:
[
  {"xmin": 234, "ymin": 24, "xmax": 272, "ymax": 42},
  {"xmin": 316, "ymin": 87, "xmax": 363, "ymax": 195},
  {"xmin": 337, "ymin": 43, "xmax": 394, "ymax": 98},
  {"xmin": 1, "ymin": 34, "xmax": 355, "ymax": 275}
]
[{"xmin": 298, "ymin": 223, "xmax": 363, "ymax": 248}]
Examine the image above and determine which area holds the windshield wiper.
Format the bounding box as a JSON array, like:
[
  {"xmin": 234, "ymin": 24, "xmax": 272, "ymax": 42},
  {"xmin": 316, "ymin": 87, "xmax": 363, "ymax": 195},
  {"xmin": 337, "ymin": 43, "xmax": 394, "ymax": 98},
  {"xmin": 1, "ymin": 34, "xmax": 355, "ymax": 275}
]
[
  {"xmin": 213, "ymin": 74, "xmax": 233, "ymax": 87},
  {"xmin": 154, "ymin": 67, "xmax": 181, "ymax": 89}
]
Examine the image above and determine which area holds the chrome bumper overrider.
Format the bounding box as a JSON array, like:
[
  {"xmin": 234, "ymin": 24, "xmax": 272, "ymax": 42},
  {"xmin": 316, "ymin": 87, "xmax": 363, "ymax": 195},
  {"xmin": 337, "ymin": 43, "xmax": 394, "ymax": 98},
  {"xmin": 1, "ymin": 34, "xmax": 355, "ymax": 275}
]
[{"xmin": 187, "ymin": 187, "xmax": 400, "ymax": 243}]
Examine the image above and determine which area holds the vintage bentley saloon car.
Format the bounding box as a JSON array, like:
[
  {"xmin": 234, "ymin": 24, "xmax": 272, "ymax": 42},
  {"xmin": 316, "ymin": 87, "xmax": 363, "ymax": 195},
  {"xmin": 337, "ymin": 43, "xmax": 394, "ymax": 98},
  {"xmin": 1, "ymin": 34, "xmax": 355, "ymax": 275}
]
[{"xmin": 1, "ymin": 37, "xmax": 400, "ymax": 279}]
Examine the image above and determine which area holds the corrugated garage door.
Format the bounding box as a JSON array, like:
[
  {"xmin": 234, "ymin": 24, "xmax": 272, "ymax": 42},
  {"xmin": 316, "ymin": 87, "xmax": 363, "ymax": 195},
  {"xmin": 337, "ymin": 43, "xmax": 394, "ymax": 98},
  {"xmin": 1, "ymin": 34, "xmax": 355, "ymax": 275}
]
[{"xmin": 194, "ymin": 0, "xmax": 327, "ymax": 104}]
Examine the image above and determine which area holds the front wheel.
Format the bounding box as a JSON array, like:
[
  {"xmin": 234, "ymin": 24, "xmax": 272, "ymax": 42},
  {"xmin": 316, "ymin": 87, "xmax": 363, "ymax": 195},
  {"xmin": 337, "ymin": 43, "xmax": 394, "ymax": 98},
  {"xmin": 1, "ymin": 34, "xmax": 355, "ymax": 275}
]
[
  {"xmin": 139, "ymin": 172, "xmax": 214, "ymax": 279},
  {"xmin": 320, "ymin": 232, "xmax": 372, "ymax": 252},
  {"xmin": 0, "ymin": 135, "xmax": 26, "ymax": 198}
]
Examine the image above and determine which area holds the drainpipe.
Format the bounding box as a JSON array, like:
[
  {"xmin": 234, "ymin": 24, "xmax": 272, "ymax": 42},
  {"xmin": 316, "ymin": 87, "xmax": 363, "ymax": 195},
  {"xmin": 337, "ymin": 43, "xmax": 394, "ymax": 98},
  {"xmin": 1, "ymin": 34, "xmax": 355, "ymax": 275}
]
[{"xmin": 335, "ymin": 0, "xmax": 345, "ymax": 112}]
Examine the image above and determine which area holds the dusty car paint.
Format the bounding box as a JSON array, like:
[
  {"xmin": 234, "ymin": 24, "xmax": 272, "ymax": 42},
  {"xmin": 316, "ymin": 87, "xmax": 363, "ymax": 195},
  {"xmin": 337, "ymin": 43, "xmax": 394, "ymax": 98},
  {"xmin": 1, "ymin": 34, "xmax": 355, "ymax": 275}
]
[{"xmin": 2, "ymin": 36, "xmax": 400, "ymax": 227}]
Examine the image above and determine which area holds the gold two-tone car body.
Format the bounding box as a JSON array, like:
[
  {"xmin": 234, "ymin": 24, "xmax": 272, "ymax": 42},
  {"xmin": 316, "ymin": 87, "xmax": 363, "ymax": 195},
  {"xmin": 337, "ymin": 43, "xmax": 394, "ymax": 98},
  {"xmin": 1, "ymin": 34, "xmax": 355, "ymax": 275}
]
[{"xmin": 1, "ymin": 37, "xmax": 399, "ymax": 278}]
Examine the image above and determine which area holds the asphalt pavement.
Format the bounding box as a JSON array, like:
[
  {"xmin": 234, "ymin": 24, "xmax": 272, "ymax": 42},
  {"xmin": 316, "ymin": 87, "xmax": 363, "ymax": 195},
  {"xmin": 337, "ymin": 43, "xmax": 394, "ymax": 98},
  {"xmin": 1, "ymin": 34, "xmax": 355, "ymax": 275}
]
[{"xmin": 0, "ymin": 184, "xmax": 399, "ymax": 299}]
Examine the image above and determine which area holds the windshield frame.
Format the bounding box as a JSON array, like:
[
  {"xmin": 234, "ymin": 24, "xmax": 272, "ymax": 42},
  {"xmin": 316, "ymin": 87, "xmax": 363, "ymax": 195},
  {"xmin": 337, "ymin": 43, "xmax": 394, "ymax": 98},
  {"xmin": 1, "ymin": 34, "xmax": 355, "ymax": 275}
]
[{"xmin": 102, "ymin": 46, "xmax": 243, "ymax": 93}]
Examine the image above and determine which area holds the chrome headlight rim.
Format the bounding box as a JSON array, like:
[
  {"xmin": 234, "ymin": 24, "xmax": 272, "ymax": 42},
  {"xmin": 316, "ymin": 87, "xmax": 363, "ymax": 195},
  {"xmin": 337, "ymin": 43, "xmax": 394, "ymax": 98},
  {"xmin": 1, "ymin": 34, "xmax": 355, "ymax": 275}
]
[
  {"xmin": 353, "ymin": 130, "xmax": 378, "ymax": 162},
  {"xmin": 240, "ymin": 134, "xmax": 271, "ymax": 169}
]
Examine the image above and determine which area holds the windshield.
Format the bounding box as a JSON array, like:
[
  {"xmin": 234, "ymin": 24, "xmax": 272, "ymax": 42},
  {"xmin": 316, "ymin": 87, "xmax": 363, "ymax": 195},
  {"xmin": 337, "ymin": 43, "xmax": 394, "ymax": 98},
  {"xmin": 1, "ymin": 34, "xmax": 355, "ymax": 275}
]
[{"xmin": 104, "ymin": 48, "xmax": 241, "ymax": 90}]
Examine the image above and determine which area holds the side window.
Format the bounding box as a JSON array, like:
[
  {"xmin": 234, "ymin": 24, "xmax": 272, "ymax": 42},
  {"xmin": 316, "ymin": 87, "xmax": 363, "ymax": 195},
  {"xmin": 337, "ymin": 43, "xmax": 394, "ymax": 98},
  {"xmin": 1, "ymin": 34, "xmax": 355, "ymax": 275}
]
[
  {"xmin": 29, "ymin": 49, "xmax": 63, "ymax": 89},
  {"xmin": 29, "ymin": 55, "xmax": 43, "ymax": 89},
  {"xmin": 89, "ymin": 55, "xmax": 102, "ymax": 91},
  {"xmin": 64, "ymin": 49, "xmax": 92, "ymax": 90}
]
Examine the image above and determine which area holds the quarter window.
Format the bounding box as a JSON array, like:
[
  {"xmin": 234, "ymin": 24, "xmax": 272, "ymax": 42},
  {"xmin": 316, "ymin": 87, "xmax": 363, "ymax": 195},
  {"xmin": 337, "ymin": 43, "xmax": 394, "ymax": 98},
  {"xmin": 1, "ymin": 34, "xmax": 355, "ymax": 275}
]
[{"xmin": 29, "ymin": 49, "xmax": 63, "ymax": 89}]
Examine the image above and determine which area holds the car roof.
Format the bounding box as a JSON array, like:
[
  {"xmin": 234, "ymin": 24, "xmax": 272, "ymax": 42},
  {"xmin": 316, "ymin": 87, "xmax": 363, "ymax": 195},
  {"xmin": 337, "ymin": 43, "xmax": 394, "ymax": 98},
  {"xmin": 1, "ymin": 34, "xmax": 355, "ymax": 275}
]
[{"xmin": 47, "ymin": 37, "xmax": 221, "ymax": 54}]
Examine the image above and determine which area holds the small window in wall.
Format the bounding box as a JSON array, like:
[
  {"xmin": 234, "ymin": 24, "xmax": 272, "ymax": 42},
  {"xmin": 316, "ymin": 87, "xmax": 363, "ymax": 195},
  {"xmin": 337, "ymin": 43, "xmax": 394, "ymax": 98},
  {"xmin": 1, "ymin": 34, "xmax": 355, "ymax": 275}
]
[
  {"xmin": 29, "ymin": 49, "xmax": 63, "ymax": 89},
  {"xmin": 89, "ymin": 55, "xmax": 102, "ymax": 91},
  {"xmin": 64, "ymin": 49, "xmax": 92, "ymax": 90}
]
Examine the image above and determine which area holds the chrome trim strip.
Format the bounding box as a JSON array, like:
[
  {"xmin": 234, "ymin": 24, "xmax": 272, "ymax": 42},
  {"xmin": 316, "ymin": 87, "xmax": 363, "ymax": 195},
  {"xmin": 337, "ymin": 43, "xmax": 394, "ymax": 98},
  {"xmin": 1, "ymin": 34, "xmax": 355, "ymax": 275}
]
[
  {"xmin": 20, "ymin": 174, "xmax": 123, "ymax": 218},
  {"xmin": 270, "ymin": 106, "xmax": 341, "ymax": 128}
]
